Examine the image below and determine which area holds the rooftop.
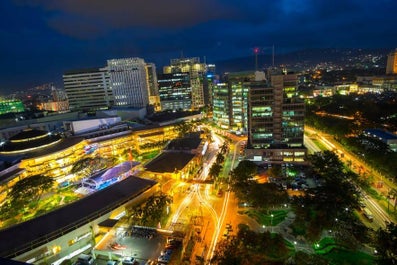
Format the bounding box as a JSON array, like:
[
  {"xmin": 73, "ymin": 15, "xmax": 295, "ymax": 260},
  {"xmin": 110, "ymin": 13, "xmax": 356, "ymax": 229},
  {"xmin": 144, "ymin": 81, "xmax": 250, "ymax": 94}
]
[
  {"xmin": 165, "ymin": 133, "xmax": 202, "ymax": 151},
  {"xmin": 145, "ymin": 152, "xmax": 195, "ymax": 173},
  {"xmin": 0, "ymin": 136, "xmax": 85, "ymax": 160},
  {"xmin": 0, "ymin": 176, "xmax": 157, "ymax": 258}
]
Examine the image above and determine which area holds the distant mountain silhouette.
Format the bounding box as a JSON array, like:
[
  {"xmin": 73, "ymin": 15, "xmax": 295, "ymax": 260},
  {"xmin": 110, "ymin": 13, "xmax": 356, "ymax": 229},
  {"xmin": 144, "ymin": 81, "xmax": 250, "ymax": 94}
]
[{"xmin": 214, "ymin": 48, "xmax": 390, "ymax": 74}]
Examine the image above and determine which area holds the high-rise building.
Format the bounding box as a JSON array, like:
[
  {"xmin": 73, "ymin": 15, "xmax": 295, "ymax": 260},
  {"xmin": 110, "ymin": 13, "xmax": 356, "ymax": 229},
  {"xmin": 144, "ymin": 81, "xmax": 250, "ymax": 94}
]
[
  {"xmin": 246, "ymin": 69, "xmax": 306, "ymax": 164},
  {"xmin": 163, "ymin": 57, "xmax": 206, "ymax": 110},
  {"xmin": 227, "ymin": 72, "xmax": 254, "ymax": 134},
  {"xmin": 203, "ymin": 64, "xmax": 217, "ymax": 107},
  {"xmin": 386, "ymin": 49, "xmax": 397, "ymax": 74},
  {"xmin": 212, "ymin": 82, "xmax": 230, "ymax": 129},
  {"xmin": 211, "ymin": 71, "xmax": 253, "ymax": 134},
  {"xmin": 145, "ymin": 63, "xmax": 161, "ymax": 112},
  {"xmin": 107, "ymin": 58, "xmax": 149, "ymax": 108},
  {"xmin": 63, "ymin": 68, "xmax": 112, "ymax": 112},
  {"xmin": 158, "ymin": 72, "xmax": 191, "ymax": 111}
]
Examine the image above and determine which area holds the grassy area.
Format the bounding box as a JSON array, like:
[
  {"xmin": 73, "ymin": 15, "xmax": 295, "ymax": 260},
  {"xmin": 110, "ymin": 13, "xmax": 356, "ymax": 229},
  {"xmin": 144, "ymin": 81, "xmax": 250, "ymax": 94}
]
[
  {"xmin": 246, "ymin": 209, "xmax": 289, "ymax": 226},
  {"xmin": 313, "ymin": 237, "xmax": 374, "ymax": 265},
  {"xmin": 313, "ymin": 237, "xmax": 337, "ymax": 254},
  {"xmin": 140, "ymin": 150, "xmax": 160, "ymax": 161},
  {"xmin": 323, "ymin": 249, "xmax": 374, "ymax": 265}
]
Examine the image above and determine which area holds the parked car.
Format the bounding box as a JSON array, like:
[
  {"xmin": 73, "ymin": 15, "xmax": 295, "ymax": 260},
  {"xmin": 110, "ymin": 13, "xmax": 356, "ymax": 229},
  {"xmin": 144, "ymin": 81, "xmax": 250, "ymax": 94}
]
[
  {"xmin": 157, "ymin": 255, "xmax": 170, "ymax": 263},
  {"xmin": 122, "ymin": 256, "xmax": 135, "ymax": 265},
  {"xmin": 110, "ymin": 242, "xmax": 127, "ymax": 250},
  {"xmin": 74, "ymin": 254, "xmax": 95, "ymax": 265},
  {"xmin": 107, "ymin": 261, "xmax": 121, "ymax": 265}
]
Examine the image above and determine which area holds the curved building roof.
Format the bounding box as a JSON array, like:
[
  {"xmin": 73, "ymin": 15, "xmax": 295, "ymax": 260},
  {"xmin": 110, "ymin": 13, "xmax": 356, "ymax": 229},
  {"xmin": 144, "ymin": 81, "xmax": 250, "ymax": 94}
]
[
  {"xmin": 9, "ymin": 128, "xmax": 48, "ymax": 142},
  {"xmin": 0, "ymin": 128, "xmax": 62, "ymax": 154}
]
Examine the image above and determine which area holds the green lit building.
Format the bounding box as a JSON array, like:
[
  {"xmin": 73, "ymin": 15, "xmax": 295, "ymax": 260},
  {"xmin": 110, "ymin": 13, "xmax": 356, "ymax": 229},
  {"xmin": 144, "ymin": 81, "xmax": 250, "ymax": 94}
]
[
  {"xmin": 211, "ymin": 72, "xmax": 253, "ymax": 134},
  {"xmin": 0, "ymin": 100, "xmax": 25, "ymax": 115},
  {"xmin": 212, "ymin": 82, "xmax": 230, "ymax": 129},
  {"xmin": 227, "ymin": 72, "xmax": 253, "ymax": 134}
]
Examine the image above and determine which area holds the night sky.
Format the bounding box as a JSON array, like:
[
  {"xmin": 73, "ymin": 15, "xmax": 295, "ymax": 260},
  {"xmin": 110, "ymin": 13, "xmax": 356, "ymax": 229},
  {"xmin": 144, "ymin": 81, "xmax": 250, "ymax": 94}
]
[{"xmin": 1, "ymin": 0, "xmax": 396, "ymax": 93}]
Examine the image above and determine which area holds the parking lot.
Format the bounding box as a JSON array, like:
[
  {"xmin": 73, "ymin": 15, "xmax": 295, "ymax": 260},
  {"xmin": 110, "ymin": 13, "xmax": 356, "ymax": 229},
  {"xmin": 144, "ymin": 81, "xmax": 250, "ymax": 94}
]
[{"xmin": 94, "ymin": 227, "xmax": 167, "ymax": 264}]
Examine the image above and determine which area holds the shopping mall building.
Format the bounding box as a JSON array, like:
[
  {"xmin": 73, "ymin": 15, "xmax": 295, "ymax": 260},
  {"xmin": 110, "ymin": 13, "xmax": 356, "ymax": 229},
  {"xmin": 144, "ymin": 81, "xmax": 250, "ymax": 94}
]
[{"xmin": 0, "ymin": 119, "xmax": 185, "ymax": 264}]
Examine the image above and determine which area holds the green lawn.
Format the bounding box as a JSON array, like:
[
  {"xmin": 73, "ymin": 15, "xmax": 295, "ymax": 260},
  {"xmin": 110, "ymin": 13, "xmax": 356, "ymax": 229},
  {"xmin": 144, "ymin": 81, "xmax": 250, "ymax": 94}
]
[
  {"xmin": 314, "ymin": 237, "xmax": 374, "ymax": 265},
  {"xmin": 246, "ymin": 209, "xmax": 289, "ymax": 226},
  {"xmin": 323, "ymin": 249, "xmax": 375, "ymax": 265}
]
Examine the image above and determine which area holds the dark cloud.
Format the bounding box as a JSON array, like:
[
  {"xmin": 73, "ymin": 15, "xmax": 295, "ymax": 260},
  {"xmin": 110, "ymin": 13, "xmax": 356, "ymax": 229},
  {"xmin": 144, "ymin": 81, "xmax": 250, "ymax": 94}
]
[
  {"xmin": 1, "ymin": 0, "xmax": 397, "ymax": 92},
  {"xmin": 15, "ymin": 0, "xmax": 238, "ymax": 38}
]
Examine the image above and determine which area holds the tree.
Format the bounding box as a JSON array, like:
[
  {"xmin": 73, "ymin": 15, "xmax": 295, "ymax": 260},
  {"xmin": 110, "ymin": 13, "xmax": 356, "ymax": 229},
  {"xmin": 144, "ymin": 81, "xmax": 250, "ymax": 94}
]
[
  {"xmin": 230, "ymin": 160, "xmax": 257, "ymax": 184},
  {"xmin": 211, "ymin": 237, "xmax": 244, "ymax": 265},
  {"xmin": 209, "ymin": 163, "xmax": 222, "ymax": 180},
  {"xmin": 175, "ymin": 121, "xmax": 195, "ymax": 137},
  {"xmin": 291, "ymin": 150, "xmax": 361, "ymax": 241},
  {"xmin": 9, "ymin": 175, "xmax": 54, "ymax": 207},
  {"xmin": 267, "ymin": 165, "xmax": 283, "ymax": 179},
  {"xmin": 230, "ymin": 160, "xmax": 257, "ymax": 201},
  {"xmin": 375, "ymin": 222, "xmax": 397, "ymax": 265},
  {"xmin": 248, "ymin": 183, "xmax": 289, "ymax": 209},
  {"xmin": 70, "ymin": 157, "xmax": 93, "ymax": 174},
  {"xmin": 70, "ymin": 156, "xmax": 108, "ymax": 177},
  {"xmin": 308, "ymin": 150, "xmax": 344, "ymax": 180},
  {"xmin": 216, "ymin": 153, "xmax": 225, "ymax": 164}
]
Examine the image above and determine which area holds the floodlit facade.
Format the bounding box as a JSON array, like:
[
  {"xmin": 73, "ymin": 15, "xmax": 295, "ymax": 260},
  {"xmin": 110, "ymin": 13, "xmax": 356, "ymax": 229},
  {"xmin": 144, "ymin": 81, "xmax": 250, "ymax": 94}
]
[
  {"xmin": 386, "ymin": 48, "xmax": 397, "ymax": 75},
  {"xmin": 107, "ymin": 58, "xmax": 149, "ymax": 108},
  {"xmin": 146, "ymin": 63, "xmax": 161, "ymax": 111},
  {"xmin": 63, "ymin": 68, "xmax": 112, "ymax": 112}
]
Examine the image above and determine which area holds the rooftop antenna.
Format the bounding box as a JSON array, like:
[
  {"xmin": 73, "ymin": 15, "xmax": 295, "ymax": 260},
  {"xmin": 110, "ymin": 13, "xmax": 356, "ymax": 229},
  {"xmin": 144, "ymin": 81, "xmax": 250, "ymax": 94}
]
[
  {"xmin": 253, "ymin": 47, "xmax": 260, "ymax": 71},
  {"xmin": 180, "ymin": 50, "xmax": 184, "ymax": 59}
]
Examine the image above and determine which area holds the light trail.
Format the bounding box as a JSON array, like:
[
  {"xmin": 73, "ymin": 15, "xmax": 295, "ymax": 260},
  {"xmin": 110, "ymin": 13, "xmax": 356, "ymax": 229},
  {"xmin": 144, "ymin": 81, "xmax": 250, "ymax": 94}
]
[
  {"xmin": 197, "ymin": 186, "xmax": 219, "ymax": 224},
  {"xmin": 304, "ymin": 135, "xmax": 322, "ymax": 153},
  {"xmin": 207, "ymin": 139, "xmax": 242, "ymax": 262},
  {"xmin": 366, "ymin": 196, "xmax": 392, "ymax": 225},
  {"xmin": 319, "ymin": 135, "xmax": 335, "ymax": 150},
  {"xmin": 170, "ymin": 188, "xmax": 195, "ymax": 224}
]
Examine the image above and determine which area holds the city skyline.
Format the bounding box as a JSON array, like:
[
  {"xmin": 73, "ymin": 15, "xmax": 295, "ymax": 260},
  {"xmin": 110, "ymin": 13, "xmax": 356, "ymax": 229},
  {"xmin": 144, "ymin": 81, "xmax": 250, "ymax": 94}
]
[{"xmin": 1, "ymin": 0, "xmax": 397, "ymax": 93}]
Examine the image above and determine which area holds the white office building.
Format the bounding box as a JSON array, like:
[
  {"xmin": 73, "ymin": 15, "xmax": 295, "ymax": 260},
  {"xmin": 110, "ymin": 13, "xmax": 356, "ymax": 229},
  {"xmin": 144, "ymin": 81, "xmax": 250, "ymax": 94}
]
[{"xmin": 107, "ymin": 58, "xmax": 149, "ymax": 108}]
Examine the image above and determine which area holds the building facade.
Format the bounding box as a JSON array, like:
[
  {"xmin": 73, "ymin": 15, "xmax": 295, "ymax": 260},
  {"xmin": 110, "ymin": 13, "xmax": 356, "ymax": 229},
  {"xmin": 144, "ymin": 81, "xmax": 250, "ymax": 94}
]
[
  {"xmin": 0, "ymin": 100, "xmax": 25, "ymax": 115},
  {"xmin": 246, "ymin": 70, "xmax": 306, "ymax": 164},
  {"xmin": 107, "ymin": 58, "xmax": 149, "ymax": 108},
  {"xmin": 386, "ymin": 48, "xmax": 397, "ymax": 75},
  {"xmin": 163, "ymin": 57, "xmax": 206, "ymax": 110},
  {"xmin": 145, "ymin": 63, "xmax": 161, "ymax": 112},
  {"xmin": 158, "ymin": 72, "xmax": 192, "ymax": 111},
  {"xmin": 63, "ymin": 68, "xmax": 112, "ymax": 112},
  {"xmin": 211, "ymin": 71, "xmax": 253, "ymax": 134},
  {"xmin": 212, "ymin": 83, "xmax": 230, "ymax": 129}
]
